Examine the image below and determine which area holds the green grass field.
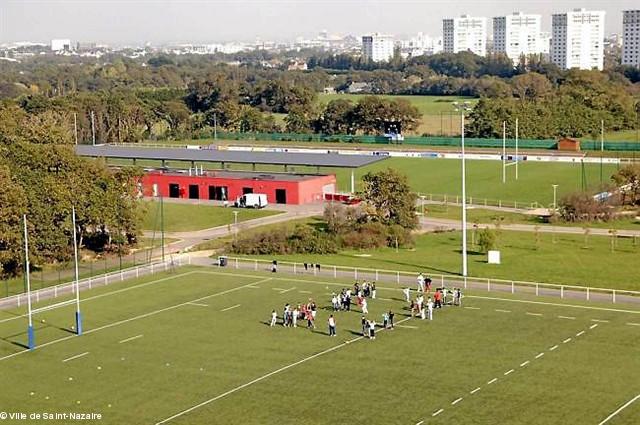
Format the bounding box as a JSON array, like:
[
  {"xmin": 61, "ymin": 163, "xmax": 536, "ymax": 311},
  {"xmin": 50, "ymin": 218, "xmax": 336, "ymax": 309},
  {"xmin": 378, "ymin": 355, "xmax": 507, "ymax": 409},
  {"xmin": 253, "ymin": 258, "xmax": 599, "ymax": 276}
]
[
  {"xmin": 143, "ymin": 201, "xmax": 281, "ymax": 232},
  {"xmin": 0, "ymin": 266, "xmax": 638, "ymax": 424},
  {"xmin": 239, "ymin": 229, "xmax": 640, "ymax": 291}
]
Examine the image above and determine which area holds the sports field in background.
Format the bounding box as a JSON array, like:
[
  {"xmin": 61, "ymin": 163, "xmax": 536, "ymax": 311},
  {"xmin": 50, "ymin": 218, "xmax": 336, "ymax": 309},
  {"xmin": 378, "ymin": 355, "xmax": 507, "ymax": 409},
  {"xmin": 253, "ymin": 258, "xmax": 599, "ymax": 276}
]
[
  {"xmin": 142, "ymin": 201, "xmax": 281, "ymax": 232},
  {"xmin": 1, "ymin": 266, "xmax": 638, "ymax": 424}
]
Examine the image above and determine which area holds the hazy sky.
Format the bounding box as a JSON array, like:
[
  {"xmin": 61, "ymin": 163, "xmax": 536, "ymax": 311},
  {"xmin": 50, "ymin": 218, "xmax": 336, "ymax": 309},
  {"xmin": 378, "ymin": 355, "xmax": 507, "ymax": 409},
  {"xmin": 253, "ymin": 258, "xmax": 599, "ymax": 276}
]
[{"xmin": 1, "ymin": 0, "xmax": 638, "ymax": 45}]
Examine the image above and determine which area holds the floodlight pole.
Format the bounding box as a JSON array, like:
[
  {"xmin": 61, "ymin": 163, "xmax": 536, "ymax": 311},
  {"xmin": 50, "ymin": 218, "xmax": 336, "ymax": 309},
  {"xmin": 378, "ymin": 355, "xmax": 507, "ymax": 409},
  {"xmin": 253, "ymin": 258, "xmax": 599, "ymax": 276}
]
[
  {"xmin": 90, "ymin": 111, "xmax": 96, "ymax": 145},
  {"xmin": 72, "ymin": 207, "xmax": 82, "ymax": 335},
  {"xmin": 233, "ymin": 211, "xmax": 239, "ymax": 242},
  {"xmin": 552, "ymin": 184, "xmax": 558, "ymax": 211},
  {"xmin": 515, "ymin": 118, "xmax": 519, "ymax": 181},
  {"xmin": 461, "ymin": 111, "xmax": 468, "ymax": 277},
  {"xmin": 160, "ymin": 195, "xmax": 165, "ymax": 262},
  {"xmin": 214, "ymin": 113, "xmax": 217, "ymax": 140},
  {"xmin": 23, "ymin": 215, "xmax": 34, "ymax": 350},
  {"xmin": 600, "ymin": 120, "xmax": 604, "ymax": 185},
  {"xmin": 502, "ymin": 121, "xmax": 506, "ymax": 184},
  {"xmin": 73, "ymin": 112, "xmax": 78, "ymax": 145},
  {"xmin": 350, "ymin": 170, "xmax": 355, "ymax": 194}
]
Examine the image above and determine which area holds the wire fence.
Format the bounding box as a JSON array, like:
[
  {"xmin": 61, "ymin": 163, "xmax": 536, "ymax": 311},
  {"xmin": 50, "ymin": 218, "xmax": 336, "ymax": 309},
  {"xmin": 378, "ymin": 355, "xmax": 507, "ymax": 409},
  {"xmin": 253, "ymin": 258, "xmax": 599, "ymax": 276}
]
[
  {"xmin": 0, "ymin": 254, "xmax": 189, "ymax": 311},
  {"xmin": 416, "ymin": 193, "xmax": 543, "ymax": 210},
  {"xmin": 218, "ymin": 256, "xmax": 640, "ymax": 306}
]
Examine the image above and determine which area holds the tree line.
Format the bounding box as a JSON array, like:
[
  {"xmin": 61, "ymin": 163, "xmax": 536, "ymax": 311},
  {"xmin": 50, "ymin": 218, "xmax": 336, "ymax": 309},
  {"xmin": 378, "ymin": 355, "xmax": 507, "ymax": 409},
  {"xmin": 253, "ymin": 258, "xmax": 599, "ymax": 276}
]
[{"xmin": 0, "ymin": 104, "xmax": 143, "ymax": 278}]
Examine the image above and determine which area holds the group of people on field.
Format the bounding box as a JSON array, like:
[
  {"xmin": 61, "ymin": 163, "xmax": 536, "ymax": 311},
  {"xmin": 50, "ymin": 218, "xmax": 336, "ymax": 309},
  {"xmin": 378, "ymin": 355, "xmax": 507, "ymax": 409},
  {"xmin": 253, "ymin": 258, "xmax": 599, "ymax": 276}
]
[{"xmin": 269, "ymin": 272, "xmax": 462, "ymax": 337}]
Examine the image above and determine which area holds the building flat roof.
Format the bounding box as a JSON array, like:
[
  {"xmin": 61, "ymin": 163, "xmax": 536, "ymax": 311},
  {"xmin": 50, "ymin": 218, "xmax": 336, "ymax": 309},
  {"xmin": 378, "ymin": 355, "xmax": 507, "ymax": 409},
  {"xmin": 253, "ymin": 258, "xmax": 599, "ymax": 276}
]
[
  {"xmin": 147, "ymin": 169, "xmax": 330, "ymax": 182},
  {"xmin": 76, "ymin": 145, "xmax": 387, "ymax": 168}
]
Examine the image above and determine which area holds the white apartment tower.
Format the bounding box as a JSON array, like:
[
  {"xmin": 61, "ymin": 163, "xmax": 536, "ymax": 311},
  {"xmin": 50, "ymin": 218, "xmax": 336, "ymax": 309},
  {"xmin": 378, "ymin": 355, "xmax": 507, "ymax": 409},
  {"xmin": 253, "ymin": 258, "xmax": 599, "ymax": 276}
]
[
  {"xmin": 551, "ymin": 8, "xmax": 605, "ymax": 70},
  {"xmin": 622, "ymin": 10, "xmax": 640, "ymax": 68},
  {"xmin": 362, "ymin": 33, "xmax": 395, "ymax": 62},
  {"xmin": 493, "ymin": 13, "xmax": 542, "ymax": 63},
  {"xmin": 443, "ymin": 15, "xmax": 487, "ymax": 56}
]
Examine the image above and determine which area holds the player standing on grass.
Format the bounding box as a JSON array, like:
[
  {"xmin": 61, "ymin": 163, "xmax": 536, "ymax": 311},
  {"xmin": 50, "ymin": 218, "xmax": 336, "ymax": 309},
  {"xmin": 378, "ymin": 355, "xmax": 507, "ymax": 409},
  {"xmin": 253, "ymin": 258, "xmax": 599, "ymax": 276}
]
[
  {"xmin": 368, "ymin": 320, "xmax": 376, "ymax": 339},
  {"xmin": 328, "ymin": 315, "xmax": 336, "ymax": 336},
  {"xmin": 417, "ymin": 273, "xmax": 425, "ymax": 292},
  {"xmin": 388, "ymin": 310, "xmax": 395, "ymax": 329},
  {"xmin": 292, "ymin": 305, "xmax": 299, "ymax": 328},
  {"xmin": 362, "ymin": 316, "xmax": 368, "ymax": 337},
  {"xmin": 403, "ymin": 287, "xmax": 411, "ymax": 303},
  {"xmin": 270, "ymin": 310, "xmax": 277, "ymax": 326},
  {"xmin": 427, "ymin": 297, "xmax": 434, "ymax": 321},
  {"xmin": 371, "ymin": 282, "xmax": 376, "ymax": 299},
  {"xmin": 361, "ymin": 297, "xmax": 369, "ymax": 315}
]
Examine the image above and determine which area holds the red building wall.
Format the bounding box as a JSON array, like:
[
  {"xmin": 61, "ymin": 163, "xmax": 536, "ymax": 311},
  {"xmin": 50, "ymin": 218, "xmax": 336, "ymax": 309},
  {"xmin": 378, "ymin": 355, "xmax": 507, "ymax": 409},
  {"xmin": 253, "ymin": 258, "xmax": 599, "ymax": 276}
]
[{"xmin": 141, "ymin": 171, "xmax": 336, "ymax": 205}]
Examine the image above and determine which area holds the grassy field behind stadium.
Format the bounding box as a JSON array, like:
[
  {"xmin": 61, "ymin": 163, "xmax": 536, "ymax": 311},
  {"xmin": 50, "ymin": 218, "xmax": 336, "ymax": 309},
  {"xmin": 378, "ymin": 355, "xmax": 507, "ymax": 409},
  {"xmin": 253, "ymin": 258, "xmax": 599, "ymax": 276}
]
[
  {"xmin": 0, "ymin": 266, "xmax": 638, "ymax": 424},
  {"xmin": 142, "ymin": 201, "xmax": 281, "ymax": 232}
]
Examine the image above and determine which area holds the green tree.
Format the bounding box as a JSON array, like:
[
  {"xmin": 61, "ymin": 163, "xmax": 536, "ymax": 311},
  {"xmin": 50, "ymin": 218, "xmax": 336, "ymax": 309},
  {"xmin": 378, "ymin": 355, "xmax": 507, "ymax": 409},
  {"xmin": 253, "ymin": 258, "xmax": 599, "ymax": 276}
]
[{"xmin": 361, "ymin": 168, "xmax": 418, "ymax": 229}]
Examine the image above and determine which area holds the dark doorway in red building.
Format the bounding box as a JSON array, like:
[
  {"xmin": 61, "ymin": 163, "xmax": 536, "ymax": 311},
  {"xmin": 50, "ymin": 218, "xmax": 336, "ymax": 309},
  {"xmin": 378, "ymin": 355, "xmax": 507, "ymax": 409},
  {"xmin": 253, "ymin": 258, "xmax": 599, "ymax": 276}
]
[
  {"xmin": 188, "ymin": 185, "xmax": 199, "ymax": 199},
  {"xmin": 242, "ymin": 187, "xmax": 253, "ymax": 195},
  {"xmin": 275, "ymin": 189, "xmax": 287, "ymax": 204},
  {"xmin": 208, "ymin": 186, "xmax": 228, "ymax": 201},
  {"xmin": 169, "ymin": 183, "xmax": 180, "ymax": 198}
]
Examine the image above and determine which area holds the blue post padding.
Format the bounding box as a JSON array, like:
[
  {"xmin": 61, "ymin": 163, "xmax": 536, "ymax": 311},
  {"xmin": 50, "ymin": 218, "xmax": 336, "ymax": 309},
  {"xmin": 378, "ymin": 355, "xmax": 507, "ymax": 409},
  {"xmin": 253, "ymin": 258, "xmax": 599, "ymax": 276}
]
[
  {"xmin": 75, "ymin": 312, "xmax": 83, "ymax": 336},
  {"xmin": 27, "ymin": 325, "xmax": 35, "ymax": 350}
]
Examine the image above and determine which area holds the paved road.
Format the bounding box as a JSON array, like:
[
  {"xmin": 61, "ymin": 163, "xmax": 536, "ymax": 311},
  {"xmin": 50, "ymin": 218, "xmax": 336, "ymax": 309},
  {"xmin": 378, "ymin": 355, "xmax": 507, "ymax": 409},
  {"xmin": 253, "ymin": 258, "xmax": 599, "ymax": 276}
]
[{"xmin": 419, "ymin": 217, "xmax": 640, "ymax": 237}]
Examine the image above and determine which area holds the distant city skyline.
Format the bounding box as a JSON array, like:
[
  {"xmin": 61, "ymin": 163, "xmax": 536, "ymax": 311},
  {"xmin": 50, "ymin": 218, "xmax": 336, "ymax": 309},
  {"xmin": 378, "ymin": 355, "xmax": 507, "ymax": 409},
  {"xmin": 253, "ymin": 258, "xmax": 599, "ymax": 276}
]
[{"xmin": 1, "ymin": 0, "xmax": 638, "ymax": 45}]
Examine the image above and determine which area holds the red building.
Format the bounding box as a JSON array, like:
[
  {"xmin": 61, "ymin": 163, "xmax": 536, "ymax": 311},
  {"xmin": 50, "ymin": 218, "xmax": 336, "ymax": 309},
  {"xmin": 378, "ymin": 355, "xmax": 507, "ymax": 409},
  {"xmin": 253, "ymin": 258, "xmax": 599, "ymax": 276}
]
[{"xmin": 141, "ymin": 170, "xmax": 336, "ymax": 205}]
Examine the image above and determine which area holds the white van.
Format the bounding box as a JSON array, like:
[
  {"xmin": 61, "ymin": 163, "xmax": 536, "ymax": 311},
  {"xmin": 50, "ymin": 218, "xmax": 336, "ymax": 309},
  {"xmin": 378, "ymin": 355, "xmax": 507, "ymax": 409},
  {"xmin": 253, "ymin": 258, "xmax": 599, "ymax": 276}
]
[{"xmin": 234, "ymin": 193, "xmax": 268, "ymax": 209}]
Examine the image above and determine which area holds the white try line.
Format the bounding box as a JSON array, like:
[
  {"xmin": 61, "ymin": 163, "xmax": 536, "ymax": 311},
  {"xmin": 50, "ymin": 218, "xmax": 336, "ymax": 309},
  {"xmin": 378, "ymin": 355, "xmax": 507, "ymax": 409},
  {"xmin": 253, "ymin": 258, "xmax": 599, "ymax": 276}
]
[
  {"xmin": 590, "ymin": 323, "xmax": 599, "ymax": 329},
  {"xmin": 451, "ymin": 397, "xmax": 463, "ymax": 405},
  {"xmin": 119, "ymin": 334, "xmax": 143, "ymax": 344},
  {"xmin": 487, "ymin": 378, "xmax": 498, "ymax": 385},
  {"xmin": 563, "ymin": 338, "xmax": 572, "ymax": 344},
  {"xmin": 279, "ymin": 287, "xmax": 296, "ymax": 294},
  {"xmin": 549, "ymin": 345, "xmax": 559, "ymax": 351},
  {"xmin": 396, "ymin": 324, "xmax": 418, "ymax": 329},
  {"xmin": 187, "ymin": 302, "xmax": 209, "ymax": 307},
  {"xmin": 221, "ymin": 304, "xmax": 241, "ymax": 312},
  {"xmin": 520, "ymin": 360, "xmax": 530, "ymax": 367},
  {"xmin": 298, "ymin": 290, "xmax": 312, "ymax": 294},
  {"xmin": 504, "ymin": 369, "xmax": 514, "ymax": 376},
  {"xmin": 576, "ymin": 331, "xmax": 585, "ymax": 337},
  {"xmin": 558, "ymin": 316, "xmax": 575, "ymax": 320},
  {"xmin": 597, "ymin": 394, "xmax": 640, "ymax": 425},
  {"xmin": 526, "ymin": 312, "xmax": 543, "ymax": 317},
  {"xmin": 62, "ymin": 351, "xmax": 89, "ymax": 363},
  {"xmin": 495, "ymin": 309, "xmax": 511, "ymax": 313},
  {"xmin": 154, "ymin": 316, "xmax": 412, "ymax": 424},
  {"xmin": 0, "ymin": 276, "xmax": 272, "ymax": 363},
  {"xmin": 432, "ymin": 409, "xmax": 444, "ymax": 417},
  {"xmin": 591, "ymin": 319, "xmax": 609, "ymax": 323},
  {"xmin": 470, "ymin": 387, "xmax": 481, "ymax": 394},
  {"xmin": 464, "ymin": 306, "xmax": 480, "ymax": 310},
  {"xmin": 0, "ymin": 271, "xmax": 199, "ymax": 325},
  {"xmin": 627, "ymin": 322, "xmax": 640, "ymax": 327},
  {"xmin": 535, "ymin": 352, "xmax": 545, "ymax": 359}
]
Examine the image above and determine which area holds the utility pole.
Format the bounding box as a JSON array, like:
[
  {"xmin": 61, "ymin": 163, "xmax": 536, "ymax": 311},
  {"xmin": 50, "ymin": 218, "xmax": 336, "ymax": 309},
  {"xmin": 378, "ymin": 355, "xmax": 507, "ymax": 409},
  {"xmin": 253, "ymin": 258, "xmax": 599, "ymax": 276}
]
[
  {"xmin": 502, "ymin": 121, "xmax": 506, "ymax": 184},
  {"xmin": 233, "ymin": 210, "xmax": 239, "ymax": 243},
  {"xmin": 600, "ymin": 120, "xmax": 604, "ymax": 185},
  {"xmin": 552, "ymin": 184, "xmax": 558, "ymax": 211},
  {"xmin": 160, "ymin": 195, "xmax": 165, "ymax": 262},
  {"xmin": 453, "ymin": 101, "xmax": 471, "ymax": 278},
  {"xmin": 90, "ymin": 111, "xmax": 96, "ymax": 145},
  {"xmin": 515, "ymin": 117, "xmax": 519, "ymax": 181},
  {"xmin": 73, "ymin": 112, "xmax": 78, "ymax": 145},
  {"xmin": 214, "ymin": 113, "xmax": 217, "ymax": 140}
]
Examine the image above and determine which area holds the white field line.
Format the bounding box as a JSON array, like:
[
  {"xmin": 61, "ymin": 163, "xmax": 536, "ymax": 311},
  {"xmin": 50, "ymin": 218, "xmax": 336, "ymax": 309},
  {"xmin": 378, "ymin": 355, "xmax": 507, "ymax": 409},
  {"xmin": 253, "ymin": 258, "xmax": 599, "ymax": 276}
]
[
  {"xmin": 62, "ymin": 351, "xmax": 89, "ymax": 363},
  {"xmin": 576, "ymin": 331, "xmax": 585, "ymax": 337},
  {"xmin": 558, "ymin": 315, "xmax": 575, "ymax": 320},
  {"xmin": 155, "ymin": 317, "xmax": 412, "ymax": 424},
  {"xmin": 278, "ymin": 287, "xmax": 296, "ymax": 294},
  {"xmin": 495, "ymin": 309, "xmax": 511, "ymax": 313},
  {"xmin": 451, "ymin": 397, "xmax": 463, "ymax": 405},
  {"xmin": 504, "ymin": 369, "xmax": 514, "ymax": 376},
  {"xmin": 549, "ymin": 345, "xmax": 559, "ymax": 351},
  {"xmin": 221, "ymin": 304, "xmax": 241, "ymax": 312},
  {"xmin": 526, "ymin": 312, "xmax": 543, "ymax": 317},
  {"xmin": 487, "ymin": 378, "xmax": 498, "ymax": 385},
  {"xmin": 246, "ymin": 285, "xmax": 260, "ymax": 289},
  {"xmin": 0, "ymin": 271, "xmax": 198, "ymax": 324},
  {"xmin": 563, "ymin": 338, "xmax": 572, "ymax": 344},
  {"xmin": 520, "ymin": 360, "xmax": 530, "ymax": 367},
  {"xmin": 119, "ymin": 334, "xmax": 143, "ymax": 344},
  {"xmin": 597, "ymin": 394, "xmax": 640, "ymax": 425},
  {"xmin": 627, "ymin": 322, "xmax": 640, "ymax": 326},
  {"xmin": 470, "ymin": 387, "xmax": 481, "ymax": 394},
  {"xmin": 415, "ymin": 421, "xmax": 424, "ymax": 425},
  {"xmin": 535, "ymin": 352, "xmax": 545, "ymax": 359},
  {"xmin": 591, "ymin": 319, "xmax": 609, "ymax": 323},
  {"xmin": 298, "ymin": 290, "xmax": 312, "ymax": 294},
  {"xmin": 377, "ymin": 298, "xmax": 394, "ymax": 302},
  {"xmin": 200, "ymin": 271, "xmax": 640, "ymax": 315},
  {"xmin": 432, "ymin": 409, "xmax": 444, "ymax": 417},
  {"xmin": 396, "ymin": 324, "xmax": 419, "ymax": 329},
  {"xmin": 187, "ymin": 302, "xmax": 209, "ymax": 307},
  {"xmin": 271, "ymin": 288, "xmax": 286, "ymax": 291},
  {"xmin": 0, "ymin": 277, "xmax": 272, "ymax": 363},
  {"xmin": 590, "ymin": 324, "xmax": 599, "ymax": 329}
]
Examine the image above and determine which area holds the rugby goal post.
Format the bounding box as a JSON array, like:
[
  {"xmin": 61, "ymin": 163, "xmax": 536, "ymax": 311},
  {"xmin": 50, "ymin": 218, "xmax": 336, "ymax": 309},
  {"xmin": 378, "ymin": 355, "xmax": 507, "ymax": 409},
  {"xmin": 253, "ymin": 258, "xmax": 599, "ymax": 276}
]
[{"xmin": 502, "ymin": 119, "xmax": 519, "ymax": 183}]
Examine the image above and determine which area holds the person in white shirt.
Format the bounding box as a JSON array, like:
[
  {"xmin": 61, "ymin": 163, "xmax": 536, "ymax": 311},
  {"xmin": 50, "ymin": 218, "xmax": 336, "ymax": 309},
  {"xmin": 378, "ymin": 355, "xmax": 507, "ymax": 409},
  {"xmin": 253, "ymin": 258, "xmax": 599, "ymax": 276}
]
[
  {"xmin": 427, "ymin": 298, "xmax": 434, "ymax": 321},
  {"xmin": 417, "ymin": 273, "xmax": 425, "ymax": 292},
  {"xmin": 292, "ymin": 306, "xmax": 299, "ymax": 328},
  {"xmin": 361, "ymin": 298, "xmax": 369, "ymax": 315},
  {"xmin": 328, "ymin": 315, "xmax": 336, "ymax": 336},
  {"xmin": 417, "ymin": 295, "xmax": 425, "ymax": 320},
  {"xmin": 371, "ymin": 282, "xmax": 377, "ymax": 299},
  {"xmin": 270, "ymin": 310, "xmax": 277, "ymax": 327},
  {"xmin": 403, "ymin": 287, "xmax": 411, "ymax": 303},
  {"xmin": 368, "ymin": 320, "xmax": 376, "ymax": 339},
  {"xmin": 331, "ymin": 294, "xmax": 339, "ymax": 311}
]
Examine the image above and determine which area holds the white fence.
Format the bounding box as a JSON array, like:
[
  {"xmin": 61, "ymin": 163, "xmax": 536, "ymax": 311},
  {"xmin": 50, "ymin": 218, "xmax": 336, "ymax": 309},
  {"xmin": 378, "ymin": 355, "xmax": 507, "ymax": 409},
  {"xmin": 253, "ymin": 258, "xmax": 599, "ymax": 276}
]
[
  {"xmin": 0, "ymin": 255, "xmax": 190, "ymax": 311},
  {"xmin": 220, "ymin": 256, "xmax": 640, "ymax": 306}
]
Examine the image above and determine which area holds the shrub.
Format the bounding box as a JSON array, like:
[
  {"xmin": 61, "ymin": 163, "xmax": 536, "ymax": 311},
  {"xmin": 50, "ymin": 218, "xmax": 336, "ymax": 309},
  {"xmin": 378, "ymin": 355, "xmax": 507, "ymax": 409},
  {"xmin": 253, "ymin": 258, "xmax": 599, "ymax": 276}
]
[{"xmin": 478, "ymin": 228, "xmax": 497, "ymax": 253}]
